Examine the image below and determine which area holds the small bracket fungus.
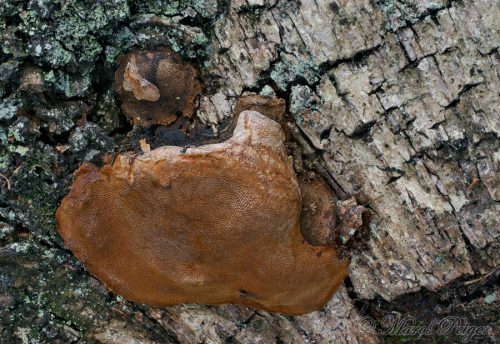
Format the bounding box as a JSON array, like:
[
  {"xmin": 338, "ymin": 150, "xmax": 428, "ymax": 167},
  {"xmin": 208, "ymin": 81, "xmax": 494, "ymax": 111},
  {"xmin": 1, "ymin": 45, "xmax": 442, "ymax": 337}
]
[
  {"xmin": 56, "ymin": 111, "xmax": 349, "ymax": 314},
  {"xmin": 114, "ymin": 48, "xmax": 202, "ymax": 126},
  {"xmin": 234, "ymin": 94, "xmax": 286, "ymax": 126},
  {"xmin": 299, "ymin": 177, "xmax": 339, "ymax": 247}
]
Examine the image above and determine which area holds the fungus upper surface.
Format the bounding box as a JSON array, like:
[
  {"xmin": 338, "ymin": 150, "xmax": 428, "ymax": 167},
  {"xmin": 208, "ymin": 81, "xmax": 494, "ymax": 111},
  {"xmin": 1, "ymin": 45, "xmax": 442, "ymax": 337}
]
[
  {"xmin": 56, "ymin": 111, "xmax": 349, "ymax": 315},
  {"xmin": 219, "ymin": 94, "xmax": 287, "ymax": 142},
  {"xmin": 114, "ymin": 48, "xmax": 202, "ymax": 126},
  {"xmin": 234, "ymin": 94, "xmax": 286, "ymax": 125},
  {"xmin": 300, "ymin": 177, "xmax": 339, "ymax": 247}
]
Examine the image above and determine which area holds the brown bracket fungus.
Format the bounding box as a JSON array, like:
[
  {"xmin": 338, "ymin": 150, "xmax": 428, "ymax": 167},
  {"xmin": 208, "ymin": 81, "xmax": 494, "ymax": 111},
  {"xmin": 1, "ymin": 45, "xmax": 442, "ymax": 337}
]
[
  {"xmin": 114, "ymin": 48, "xmax": 202, "ymax": 126},
  {"xmin": 56, "ymin": 111, "xmax": 349, "ymax": 315},
  {"xmin": 219, "ymin": 94, "xmax": 287, "ymax": 142},
  {"xmin": 234, "ymin": 94, "xmax": 286, "ymax": 126}
]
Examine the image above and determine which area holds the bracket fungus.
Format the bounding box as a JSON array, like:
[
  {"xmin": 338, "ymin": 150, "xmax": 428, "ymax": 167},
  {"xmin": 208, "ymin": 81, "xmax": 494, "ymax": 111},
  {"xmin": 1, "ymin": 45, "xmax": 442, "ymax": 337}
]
[
  {"xmin": 234, "ymin": 94, "xmax": 286, "ymax": 126},
  {"xmin": 56, "ymin": 111, "xmax": 350, "ymax": 315},
  {"xmin": 114, "ymin": 48, "xmax": 202, "ymax": 126}
]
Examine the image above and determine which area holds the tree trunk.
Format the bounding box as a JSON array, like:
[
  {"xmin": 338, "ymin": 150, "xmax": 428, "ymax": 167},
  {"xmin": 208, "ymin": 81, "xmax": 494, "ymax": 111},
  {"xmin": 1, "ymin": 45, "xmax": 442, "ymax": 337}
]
[{"xmin": 0, "ymin": 0, "xmax": 498, "ymax": 343}]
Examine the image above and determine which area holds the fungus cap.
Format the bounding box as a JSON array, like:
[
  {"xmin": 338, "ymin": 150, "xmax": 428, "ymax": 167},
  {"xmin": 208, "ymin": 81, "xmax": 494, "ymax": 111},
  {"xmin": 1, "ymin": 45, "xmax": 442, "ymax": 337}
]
[
  {"xmin": 56, "ymin": 111, "xmax": 349, "ymax": 314},
  {"xmin": 114, "ymin": 48, "xmax": 202, "ymax": 126},
  {"xmin": 234, "ymin": 94, "xmax": 286, "ymax": 125}
]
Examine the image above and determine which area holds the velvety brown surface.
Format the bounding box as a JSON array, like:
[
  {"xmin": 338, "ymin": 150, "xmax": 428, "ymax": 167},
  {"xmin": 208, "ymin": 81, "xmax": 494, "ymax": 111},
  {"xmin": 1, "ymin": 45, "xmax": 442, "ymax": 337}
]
[
  {"xmin": 299, "ymin": 177, "xmax": 339, "ymax": 247},
  {"xmin": 56, "ymin": 111, "xmax": 349, "ymax": 315},
  {"xmin": 114, "ymin": 48, "xmax": 202, "ymax": 126},
  {"xmin": 234, "ymin": 94, "xmax": 286, "ymax": 125},
  {"xmin": 220, "ymin": 94, "xmax": 287, "ymax": 142}
]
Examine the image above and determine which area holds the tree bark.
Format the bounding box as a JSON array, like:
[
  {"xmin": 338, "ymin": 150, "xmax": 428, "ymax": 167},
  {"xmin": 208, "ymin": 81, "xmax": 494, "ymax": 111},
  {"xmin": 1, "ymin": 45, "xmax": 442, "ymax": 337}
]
[{"xmin": 0, "ymin": 0, "xmax": 498, "ymax": 343}]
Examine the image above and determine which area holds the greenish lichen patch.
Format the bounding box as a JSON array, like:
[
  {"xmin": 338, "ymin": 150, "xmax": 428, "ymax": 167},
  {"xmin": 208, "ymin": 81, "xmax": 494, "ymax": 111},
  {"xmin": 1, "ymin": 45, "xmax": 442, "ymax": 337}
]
[
  {"xmin": 132, "ymin": 0, "xmax": 181, "ymax": 16},
  {"xmin": 43, "ymin": 70, "xmax": 92, "ymax": 98},
  {"xmin": 375, "ymin": 0, "xmax": 449, "ymax": 31},
  {"xmin": 260, "ymin": 85, "xmax": 276, "ymax": 97},
  {"xmin": 270, "ymin": 56, "xmax": 320, "ymax": 91},
  {"xmin": 0, "ymin": 97, "xmax": 21, "ymax": 121},
  {"xmin": 8, "ymin": 147, "xmax": 64, "ymax": 243},
  {"xmin": 290, "ymin": 85, "xmax": 319, "ymax": 121}
]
